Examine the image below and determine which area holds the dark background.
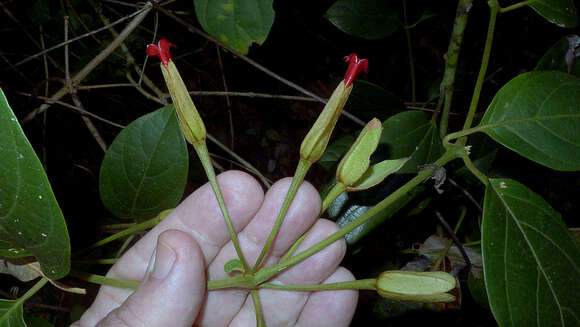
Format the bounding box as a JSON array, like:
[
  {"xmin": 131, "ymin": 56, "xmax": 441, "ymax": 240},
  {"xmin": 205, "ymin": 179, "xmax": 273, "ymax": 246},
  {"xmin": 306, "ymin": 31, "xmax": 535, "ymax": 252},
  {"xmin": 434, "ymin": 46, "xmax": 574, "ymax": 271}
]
[{"xmin": 0, "ymin": 0, "xmax": 579, "ymax": 325}]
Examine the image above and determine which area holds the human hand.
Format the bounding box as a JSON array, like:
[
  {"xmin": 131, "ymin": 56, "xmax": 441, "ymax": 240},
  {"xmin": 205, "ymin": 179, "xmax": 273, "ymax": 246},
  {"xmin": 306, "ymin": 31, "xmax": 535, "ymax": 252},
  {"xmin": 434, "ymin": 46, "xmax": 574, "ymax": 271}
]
[{"xmin": 72, "ymin": 171, "xmax": 357, "ymax": 327}]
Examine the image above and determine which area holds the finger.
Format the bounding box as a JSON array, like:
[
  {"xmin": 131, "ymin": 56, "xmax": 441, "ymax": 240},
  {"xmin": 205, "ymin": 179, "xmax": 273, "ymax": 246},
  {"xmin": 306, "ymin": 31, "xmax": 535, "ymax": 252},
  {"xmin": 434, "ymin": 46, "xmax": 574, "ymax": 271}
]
[
  {"xmin": 257, "ymin": 219, "xmax": 346, "ymax": 326},
  {"xmin": 81, "ymin": 230, "xmax": 205, "ymax": 327},
  {"xmin": 196, "ymin": 178, "xmax": 321, "ymax": 326},
  {"xmin": 80, "ymin": 171, "xmax": 263, "ymax": 324},
  {"xmin": 295, "ymin": 267, "xmax": 358, "ymax": 327}
]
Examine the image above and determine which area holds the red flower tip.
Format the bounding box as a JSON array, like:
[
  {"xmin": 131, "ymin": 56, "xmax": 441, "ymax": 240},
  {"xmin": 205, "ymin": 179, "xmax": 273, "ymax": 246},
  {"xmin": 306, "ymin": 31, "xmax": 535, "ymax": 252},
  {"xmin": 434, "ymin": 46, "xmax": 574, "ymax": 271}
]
[
  {"xmin": 146, "ymin": 38, "xmax": 175, "ymax": 66},
  {"xmin": 343, "ymin": 53, "xmax": 369, "ymax": 88}
]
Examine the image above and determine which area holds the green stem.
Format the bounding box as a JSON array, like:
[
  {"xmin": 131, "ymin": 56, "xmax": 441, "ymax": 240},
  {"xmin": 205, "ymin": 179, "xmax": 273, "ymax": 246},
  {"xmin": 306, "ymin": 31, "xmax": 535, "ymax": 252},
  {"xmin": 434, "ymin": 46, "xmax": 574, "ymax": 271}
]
[
  {"xmin": 260, "ymin": 278, "xmax": 377, "ymax": 291},
  {"xmin": 101, "ymin": 223, "xmax": 136, "ymax": 230},
  {"xmin": 439, "ymin": 0, "xmax": 474, "ymax": 138},
  {"xmin": 402, "ymin": 0, "xmax": 416, "ymax": 103},
  {"xmin": 499, "ymin": 0, "xmax": 532, "ymax": 13},
  {"xmin": 459, "ymin": 0, "xmax": 499, "ymax": 143},
  {"xmin": 462, "ymin": 155, "xmax": 489, "ymax": 186},
  {"xmin": 0, "ymin": 278, "xmax": 49, "ymax": 325},
  {"xmin": 194, "ymin": 141, "xmax": 250, "ymax": 272},
  {"xmin": 250, "ymin": 290, "xmax": 266, "ymax": 327},
  {"xmin": 321, "ymin": 183, "xmax": 347, "ymax": 213},
  {"xmin": 252, "ymin": 159, "xmax": 312, "ymax": 272},
  {"xmin": 254, "ymin": 150, "xmax": 462, "ymax": 284},
  {"xmin": 72, "ymin": 214, "xmax": 165, "ymax": 257},
  {"xmin": 73, "ymin": 258, "xmax": 118, "ymax": 265},
  {"xmin": 282, "ymin": 182, "xmax": 346, "ymax": 263},
  {"xmin": 69, "ymin": 270, "xmax": 139, "ymax": 290}
]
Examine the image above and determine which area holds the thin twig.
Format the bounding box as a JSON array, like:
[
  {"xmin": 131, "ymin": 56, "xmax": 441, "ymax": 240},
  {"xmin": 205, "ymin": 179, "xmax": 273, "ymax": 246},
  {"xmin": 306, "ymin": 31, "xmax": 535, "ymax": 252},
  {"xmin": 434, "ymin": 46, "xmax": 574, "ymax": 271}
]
[
  {"xmin": 126, "ymin": 72, "xmax": 166, "ymax": 105},
  {"xmin": 94, "ymin": 3, "xmax": 168, "ymax": 104},
  {"xmin": 78, "ymin": 83, "xmax": 134, "ymax": 90},
  {"xmin": 22, "ymin": 3, "xmax": 152, "ymax": 122},
  {"xmin": 216, "ymin": 46, "xmax": 234, "ymax": 158},
  {"xmin": 447, "ymin": 177, "xmax": 482, "ymax": 211},
  {"xmin": 434, "ymin": 211, "xmax": 472, "ymax": 277},
  {"xmin": 14, "ymin": 92, "xmax": 125, "ymax": 128},
  {"xmin": 179, "ymin": 91, "xmax": 316, "ymax": 102},
  {"xmin": 11, "ymin": 5, "xmax": 151, "ymax": 68},
  {"xmin": 154, "ymin": 4, "xmax": 365, "ymax": 126}
]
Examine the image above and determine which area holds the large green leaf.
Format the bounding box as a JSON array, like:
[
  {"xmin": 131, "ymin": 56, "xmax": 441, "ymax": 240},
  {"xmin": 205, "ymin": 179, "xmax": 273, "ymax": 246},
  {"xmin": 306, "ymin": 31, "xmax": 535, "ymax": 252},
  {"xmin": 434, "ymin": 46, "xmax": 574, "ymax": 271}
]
[
  {"xmin": 0, "ymin": 89, "xmax": 70, "ymax": 279},
  {"xmin": 528, "ymin": 0, "xmax": 578, "ymax": 28},
  {"xmin": 99, "ymin": 105, "xmax": 188, "ymax": 221},
  {"xmin": 482, "ymin": 178, "xmax": 580, "ymax": 326},
  {"xmin": 324, "ymin": 0, "xmax": 398, "ymax": 40},
  {"xmin": 380, "ymin": 111, "xmax": 444, "ymax": 174},
  {"xmin": 0, "ymin": 300, "xmax": 26, "ymax": 327},
  {"xmin": 194, "ymin": 0, "xmax": 274, "ymax": 54},
  {"xmin": 478, "ymin": 71, "xmax": 580, "ymax": 171}
]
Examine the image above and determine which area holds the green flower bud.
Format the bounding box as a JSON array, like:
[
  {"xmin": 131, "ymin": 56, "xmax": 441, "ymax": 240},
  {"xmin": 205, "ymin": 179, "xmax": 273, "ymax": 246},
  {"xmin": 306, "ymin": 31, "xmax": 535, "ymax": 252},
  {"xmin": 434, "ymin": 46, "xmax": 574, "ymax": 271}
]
[
  {"xmin": 376, "ymin": 271, "xmax": 456, "ymax": 302},
  {"xmin": 161, "ymin": 61, "xmax": 206, "ymax": 144},
  {"xmin": 300, "ymin": 81, "xmax": 352, "ymax": 163},
  {"xmin": 336, "ymin": 118, "xmax": 382, "ymax": 186},
  {"xmin": 147, "ymin": 39, "xmax": 206, "ymax": 145}
]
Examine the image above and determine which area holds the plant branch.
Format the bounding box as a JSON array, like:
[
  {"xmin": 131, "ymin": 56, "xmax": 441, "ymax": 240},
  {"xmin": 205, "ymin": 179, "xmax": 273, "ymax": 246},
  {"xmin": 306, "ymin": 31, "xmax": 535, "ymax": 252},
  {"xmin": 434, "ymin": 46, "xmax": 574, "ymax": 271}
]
[
  {"xmin": 260, "ymin": 278, "xmax": 376, "ymax": 291},
  {"xmin": 254, "ymin": 149, "xmax": 463, "ymax": 284},
  {"xmin": 402, "ymin": 0, "xmax": 416, "ymax": 103},
  {"xmin": 22, "ymin": 3, "xmax": 152, "ymax": 122},
  {"xmin": 250, "ymin": 290, "xmax": 266, "ymax": 327},
  {"xmin": 438, "ymin": 0, "xmax": 474, "ymax": 138},
  {"xmin": 459, "ymin": 0, "xmax": 499, "ymax": 141},
  {"xmin": 499, "ymin": 0, "xmax": 532, "ymax": 13}
]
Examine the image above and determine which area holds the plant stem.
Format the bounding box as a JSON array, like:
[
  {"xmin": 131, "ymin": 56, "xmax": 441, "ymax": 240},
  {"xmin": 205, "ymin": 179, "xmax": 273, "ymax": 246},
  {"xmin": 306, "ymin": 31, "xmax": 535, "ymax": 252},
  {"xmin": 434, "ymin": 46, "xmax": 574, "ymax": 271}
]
[
  {"xmin": 72, "ymin": 213, "xmax": 166, "ymax": 257},
  {"xmin": 459, "ymin": 0, "xmax": 499, "ymax": 143},
  {"xmin": 402, "ymin": 0, "xmax": 416, "ymax": 103},
  {"xmin": 254, "ymin": 150, "xmax": 463, "ymax": 284},
  {"xmin": 499, "ymin": 0, "xmax": 532, "ymax": 13},
  {"xmin": 69, "ymin": 270, "xmax": 139, "ymax": 289},
  {"xmin": 250, "ymin": 290, "xmax": 266, "ymax": 327},
  {"xmin": 438, "ymin": 0, "xmax": 474, "ymax": 138},
  {"xmin": 252, "ymin": 159, "xmax": 312, "ymax": 271},
  {"xmin": 462, "ymin": 155, "xmax": 489, "ymax": 186},
  {"xmin": 194, "ymin": 141, "xmax": 250, "ymax": 272},
  {"xmin": 260, "ymin": 278, "xmax": 377, "ymax": 291},
  {"xmin": 321, "ymin": 183, "xmax": 347, "ymax": 213}
]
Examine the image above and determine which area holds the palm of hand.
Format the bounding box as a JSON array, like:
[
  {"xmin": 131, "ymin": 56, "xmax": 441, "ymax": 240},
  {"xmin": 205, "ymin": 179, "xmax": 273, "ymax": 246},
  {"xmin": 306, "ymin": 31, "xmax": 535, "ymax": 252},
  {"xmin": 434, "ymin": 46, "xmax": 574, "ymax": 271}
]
[{"xmin": 75, "ymin": 171, "xmax": 357, "ymax": 327}]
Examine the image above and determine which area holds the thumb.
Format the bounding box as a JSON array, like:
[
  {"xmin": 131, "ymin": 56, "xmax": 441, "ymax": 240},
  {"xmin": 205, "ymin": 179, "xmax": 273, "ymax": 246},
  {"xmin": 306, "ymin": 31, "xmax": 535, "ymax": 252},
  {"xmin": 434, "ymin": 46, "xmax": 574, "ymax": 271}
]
[{"xmin": 98, "ymin": 230, "xmax": 206, "ymax": 327}]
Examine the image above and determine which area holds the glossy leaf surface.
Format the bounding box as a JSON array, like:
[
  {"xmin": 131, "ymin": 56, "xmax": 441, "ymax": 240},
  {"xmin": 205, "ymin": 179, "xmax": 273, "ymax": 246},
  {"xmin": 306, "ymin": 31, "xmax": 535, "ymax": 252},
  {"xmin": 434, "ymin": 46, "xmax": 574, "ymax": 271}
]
[
  {"xmin": 99, "ymin": 105, "xmax": 188, "ymax": 221},
  {"xmin": 528, "ymin": 0, "xmax": 578, "ymax": 28},
  {"xmin": 482, "ymin": 178, "xmax": 580, "ymax": 326},
  {"xmin": 0, "ymin": 299, "xmax": 26, "ymax": 327},
  {"xmin": 0, "ymin": 89, "xmax": 70, "ymax": 279},
  {"xmin": 325, "ymin": 0, "xmax": 398, "ymax": 39},
  {"xmin": 194, "ymin": 0, "xmax": 274, "ymax": 54},
  {"xmin": 535, "ymin": 35, "xmax": 580, "ymax": 76},
  {"xmin": 478, "ymin": 71, "xmax": 580, "ymax": 171},
  {"xmin": 380, "ymin": 111, "xmax": 444, "ymax": 174}
]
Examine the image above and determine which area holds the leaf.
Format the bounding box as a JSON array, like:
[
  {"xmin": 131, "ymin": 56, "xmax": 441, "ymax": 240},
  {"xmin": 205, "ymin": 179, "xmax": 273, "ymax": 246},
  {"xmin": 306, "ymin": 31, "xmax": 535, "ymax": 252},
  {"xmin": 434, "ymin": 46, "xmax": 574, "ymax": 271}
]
[
  {"xmin": 346, "ymin": 81, "xmax": 404, "ymax": 121},
  {"xmin": 336, "ymin": 186, "xmax": 424, "ymax": 244},
  {"xmin": 0, "ymin": 89, "xmax": 70, "ymax": 280},
  {"xmin": 404, "ymin": 8, "xmax": 438, "ymax": 30},
  {"xmin": 0, "ymin": 299, "xmax": 26, "ymax": 327},
  {"xmin": 194, "ymin": 0, "xmax": 274, "ymax": 54},
  {"xmin": 99, "ymin": 105, "xmax": 188, "ymax": 222},
  {"xmin": 379, "ymin": 111, "xmax": 444, "ymax": 174},
  {"xmin": 324, "ymin": 0, "xmax": 398, "ymax": 40},
  {"xmin": 478, "ymin": 71, "xmax": 580, "ymax": 171},
  {"xmin": 535, "ymin": 35, "xmax": 580, "ymax": 77},
  {"xmin": 527, "ymin": 0, "xmax": 578, "ymax": 28},
  {"xmin": 482, "ymin": 178, "xmax": 580, "ymax": 326},
  {"xmin": 348, "ymin": 157, "xmax": 409, "ymax": 191}
]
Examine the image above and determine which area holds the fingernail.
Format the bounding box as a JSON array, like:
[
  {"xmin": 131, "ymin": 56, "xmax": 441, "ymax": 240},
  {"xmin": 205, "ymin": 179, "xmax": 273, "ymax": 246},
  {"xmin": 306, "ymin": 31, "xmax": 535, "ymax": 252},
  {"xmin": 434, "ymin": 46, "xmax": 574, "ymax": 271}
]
[{"xmin": 148, "ymin": 240, "xmax": 176, "ymax": 280}]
